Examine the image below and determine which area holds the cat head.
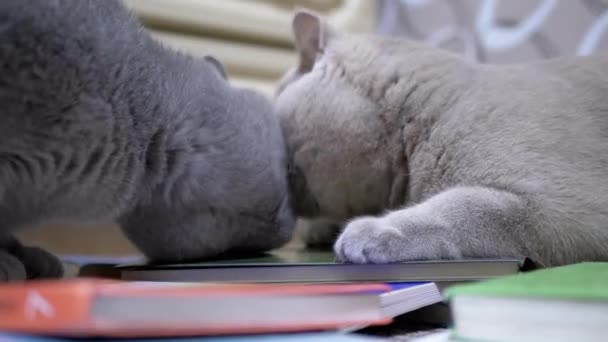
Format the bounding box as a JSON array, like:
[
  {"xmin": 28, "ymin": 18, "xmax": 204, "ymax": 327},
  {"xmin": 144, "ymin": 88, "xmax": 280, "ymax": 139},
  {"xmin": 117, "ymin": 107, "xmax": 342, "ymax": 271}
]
[
  {"xmin": 184, "ymin": 57, "xmax": 297, "ymax": 257},
  {"xmin": 124, "ymin": 54, "xmax": 296, "ymax": 262},
  {"xmin": 275, "ymin": 11, "xmax": 408, "ymax": 222}
]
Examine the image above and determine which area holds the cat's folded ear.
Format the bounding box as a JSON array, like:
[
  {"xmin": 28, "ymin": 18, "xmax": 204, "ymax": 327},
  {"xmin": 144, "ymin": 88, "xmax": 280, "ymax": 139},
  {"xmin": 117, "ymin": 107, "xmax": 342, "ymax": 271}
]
[
  {"xmin": 204, "ymin": 55, "xmax": 228, "ymax": 79},
  {"xmin": 292, "ymin": 10, "xmax": 333, "ymax": 73}
]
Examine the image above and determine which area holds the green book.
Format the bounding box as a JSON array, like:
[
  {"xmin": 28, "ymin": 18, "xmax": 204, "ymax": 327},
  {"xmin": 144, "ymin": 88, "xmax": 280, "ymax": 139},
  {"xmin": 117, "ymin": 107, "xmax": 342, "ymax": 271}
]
[{"xmin": 445, "ymin": 262, "xmax": 608, "ymax": 342}]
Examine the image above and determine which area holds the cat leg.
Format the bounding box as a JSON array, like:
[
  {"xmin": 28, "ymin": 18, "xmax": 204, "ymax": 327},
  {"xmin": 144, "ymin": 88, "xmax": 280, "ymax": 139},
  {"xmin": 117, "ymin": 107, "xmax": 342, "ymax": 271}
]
[
  {"xmin": 0, "ymin": 235, "xmax": 26, "ymax": 281},
  {"xmin": 0, "ymin": 249, "xmax": 26, "ymax": 281},
  {"xmin": 13, "ymin": 245, "xmax": 64, "ymax": 279},
  {"xmin": 0, "ymin": 236, "xmax": 63, "ymax": 280},
  {"xmin": 335, "ymin": 186, "xmax": 532, "ymax": 264},
  {"xmin": 297, "ymin": 217, "xmax": 342, "ymax": 247}
]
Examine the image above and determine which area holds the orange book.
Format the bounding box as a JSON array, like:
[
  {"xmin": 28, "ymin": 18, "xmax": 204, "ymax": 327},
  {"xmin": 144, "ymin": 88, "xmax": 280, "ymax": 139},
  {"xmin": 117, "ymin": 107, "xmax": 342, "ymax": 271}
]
[{"xmin": 0, "ymin": 279, "xmax": 392, "ymax": 338}]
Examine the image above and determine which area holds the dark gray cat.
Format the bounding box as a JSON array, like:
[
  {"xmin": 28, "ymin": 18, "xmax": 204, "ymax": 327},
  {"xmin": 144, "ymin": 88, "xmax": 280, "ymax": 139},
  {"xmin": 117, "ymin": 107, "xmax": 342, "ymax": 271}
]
[
  {"xmin": 276, "ymin": 11, "xmax": 608, "ymax": 267},
  {"xmin": 0, "ymin": 0, "xmax": 294, "ymax": 281}
]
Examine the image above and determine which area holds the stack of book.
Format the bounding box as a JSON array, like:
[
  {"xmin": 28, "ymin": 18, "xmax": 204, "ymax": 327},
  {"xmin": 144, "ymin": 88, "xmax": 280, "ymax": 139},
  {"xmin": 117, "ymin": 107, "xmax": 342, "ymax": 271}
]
[
  {"xmin": 0, "ymin": 247, "xmax": 529, "ymax": 341},
  {"xmin": 443, "ymin": 262, "xmax": 608, "ymax": 342},
  {"xmin": 407, "ymin": 262, "xmax": 608, "ymax": 342}
]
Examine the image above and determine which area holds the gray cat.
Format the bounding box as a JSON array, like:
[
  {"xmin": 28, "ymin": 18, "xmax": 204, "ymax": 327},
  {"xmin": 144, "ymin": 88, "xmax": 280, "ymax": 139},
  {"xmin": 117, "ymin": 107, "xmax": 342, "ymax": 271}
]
[
  {"xmin": 276, "ymin": 11, "xmax": 608, "ymax": 267},
  {"xmin": 0, "ymin": 0, "xmax": 294, "ymax": 281}
]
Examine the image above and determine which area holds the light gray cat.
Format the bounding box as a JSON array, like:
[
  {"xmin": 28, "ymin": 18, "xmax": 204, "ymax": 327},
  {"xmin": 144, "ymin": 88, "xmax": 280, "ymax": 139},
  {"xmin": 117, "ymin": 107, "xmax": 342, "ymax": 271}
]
[
  {"xmin": 276, "ymin": 11, "xmax": 608, "ymax": 267},
  {"xmin": 0, "ymin": 0, "xmax": 294, "ymax": 281}
]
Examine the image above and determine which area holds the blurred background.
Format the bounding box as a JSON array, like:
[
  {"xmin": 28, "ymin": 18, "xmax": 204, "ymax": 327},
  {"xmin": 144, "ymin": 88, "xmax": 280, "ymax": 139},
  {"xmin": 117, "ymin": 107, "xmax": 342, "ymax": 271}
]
[{"xmin": 19, "ymin": 0, "xmax": 608, "ymax": 256}]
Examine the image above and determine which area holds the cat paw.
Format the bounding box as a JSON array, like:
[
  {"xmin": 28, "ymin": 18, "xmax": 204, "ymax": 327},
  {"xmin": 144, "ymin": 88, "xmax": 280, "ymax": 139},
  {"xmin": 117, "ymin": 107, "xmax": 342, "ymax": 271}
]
[
  {"xmin": 334, "ymin": 215, "xmax": 462, "ymax": 264},
  {"xmin": 0, "ymin": 250, "xmax": 27, "ymax": 281},
  {"xmin": 16, "ymin": 246, "xmax": 64, "ymax": 279}
]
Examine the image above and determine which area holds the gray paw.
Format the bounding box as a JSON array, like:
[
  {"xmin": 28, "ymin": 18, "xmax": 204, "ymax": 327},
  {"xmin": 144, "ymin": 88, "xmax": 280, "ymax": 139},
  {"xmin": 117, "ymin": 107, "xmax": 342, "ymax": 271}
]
[
  {"xmin": 334, "ymin": 215, "xmax": 462, "ymax": 263},
  {"xmin": 0, "ymin": 250, "xmax": 27, "ymax": 281},
  {"xmin": 15, "ymin": 246, "xmax": 64, "ymax": 279}
]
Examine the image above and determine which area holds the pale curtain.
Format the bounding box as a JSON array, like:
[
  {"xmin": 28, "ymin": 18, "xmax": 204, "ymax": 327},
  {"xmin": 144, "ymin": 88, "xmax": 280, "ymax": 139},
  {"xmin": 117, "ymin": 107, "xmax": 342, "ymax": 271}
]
[{"xmin": 125, "ymin": 0, "xmax": 377, "ymax": 96}]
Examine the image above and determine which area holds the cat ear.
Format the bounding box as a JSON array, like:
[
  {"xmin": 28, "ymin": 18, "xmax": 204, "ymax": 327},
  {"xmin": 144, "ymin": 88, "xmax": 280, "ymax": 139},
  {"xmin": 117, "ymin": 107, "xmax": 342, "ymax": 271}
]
[
  {"xmin": 204, "ymin": 55, "xmax": 227, "ymax": 79},
  {"xmin": 292, "ymin": 10, "xmax": 332, "ymax": 73}
]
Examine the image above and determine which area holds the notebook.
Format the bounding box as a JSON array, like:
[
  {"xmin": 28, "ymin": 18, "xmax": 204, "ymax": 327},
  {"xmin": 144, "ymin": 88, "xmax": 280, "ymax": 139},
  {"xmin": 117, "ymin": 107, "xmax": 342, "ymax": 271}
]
[
  {"xmin": 0, "ymin": 279, "xmax": 440, "ymax": 338},
  {"xmin": 445, "ymin": 262, "xmax": 608, "ymax": 342},
  {"xmin": 112, "ymin": 248, "xmax": 529, "ymax": 284}
]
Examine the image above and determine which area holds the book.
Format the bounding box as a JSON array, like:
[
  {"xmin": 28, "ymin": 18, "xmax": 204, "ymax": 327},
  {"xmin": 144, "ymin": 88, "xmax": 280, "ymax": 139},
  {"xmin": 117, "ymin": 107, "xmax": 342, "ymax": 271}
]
[
  {"xmin": 408, "ymin": 331, "xmax": 451, "ymax": 342},
  {"xmin": 115, "ymin": 248, "xmax": 529, "ymax": 284},
  {"xmin": 379, "ymin": 283, "xmax": 442, "ymax": 318},
  {"xmin": 445, "ymin": 262, "xmax": 608, "ymax": 342},
  {"xmin": 61, "ymin": 255, "xmax": 144, "ymax": 279},
  {"xmin": 0, "ymin": 331, "xmax": 383, "ymax": 341},
  {"xmin": 0, "ymin": 279, "xmax": 440, "ymax": 338}
]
